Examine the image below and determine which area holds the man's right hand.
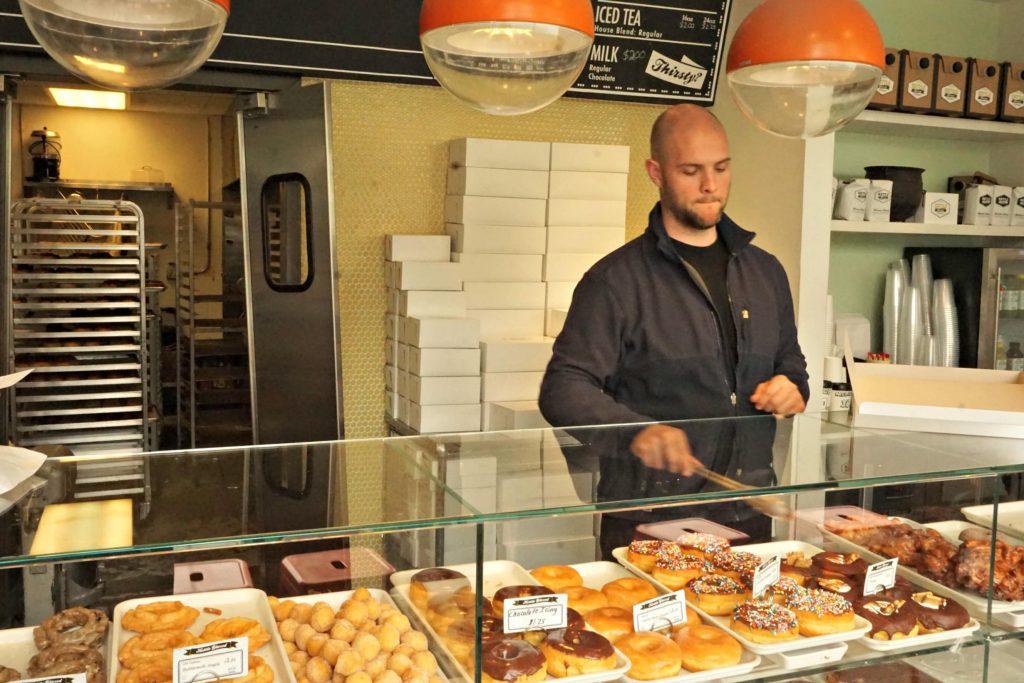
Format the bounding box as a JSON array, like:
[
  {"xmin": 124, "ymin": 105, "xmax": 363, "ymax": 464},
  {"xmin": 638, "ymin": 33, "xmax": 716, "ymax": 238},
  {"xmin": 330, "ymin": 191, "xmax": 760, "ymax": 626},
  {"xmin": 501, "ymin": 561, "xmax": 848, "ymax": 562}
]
[{"xmin": 629, "ymin": 424, "xmax": 701, "ymax": 476}]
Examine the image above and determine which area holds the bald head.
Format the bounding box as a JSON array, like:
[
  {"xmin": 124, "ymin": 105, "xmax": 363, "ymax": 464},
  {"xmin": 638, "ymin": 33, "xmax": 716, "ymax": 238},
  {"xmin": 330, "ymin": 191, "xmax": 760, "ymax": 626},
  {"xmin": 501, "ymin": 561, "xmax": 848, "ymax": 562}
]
[{"xmin": 650, "ymin": 104, "xmax": 726, "ymax": 164}]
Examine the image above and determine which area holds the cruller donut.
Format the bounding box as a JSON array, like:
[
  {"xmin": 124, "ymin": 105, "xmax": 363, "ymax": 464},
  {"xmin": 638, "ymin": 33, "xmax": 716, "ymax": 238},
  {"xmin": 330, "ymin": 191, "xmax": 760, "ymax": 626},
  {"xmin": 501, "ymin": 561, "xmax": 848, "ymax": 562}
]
[
  {"xmin": 122, "ymin": 601, "xmax": 199, "ymax": 633},
  {"xmin": 200, "ymin": 617, "xmax": 271, "ymax": 650},
  {"xmin": 34, "ymin": 607, "xmax": 109, "ymax": 649}
]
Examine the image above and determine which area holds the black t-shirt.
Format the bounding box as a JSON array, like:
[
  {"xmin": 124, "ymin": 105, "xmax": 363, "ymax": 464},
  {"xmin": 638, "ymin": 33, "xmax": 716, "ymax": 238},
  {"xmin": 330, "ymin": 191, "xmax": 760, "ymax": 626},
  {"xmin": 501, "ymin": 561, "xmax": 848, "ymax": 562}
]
[{"xmin": 671, "ymin": 232, "xmax": 738, "ymax": 368}]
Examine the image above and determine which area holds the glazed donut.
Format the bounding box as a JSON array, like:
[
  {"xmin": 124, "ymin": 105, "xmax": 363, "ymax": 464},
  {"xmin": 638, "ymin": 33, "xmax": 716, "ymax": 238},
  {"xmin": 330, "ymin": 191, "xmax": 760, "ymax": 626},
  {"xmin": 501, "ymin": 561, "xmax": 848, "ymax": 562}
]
[
  {"xmin": 29, "ymin": 644, "xmax": 104, "ymax": 683},
  {"xmin": 684, "ymin": 575, "xmax": 748, "ymax": 616},
  {"xmin": 672, "ymin": 624, "xmax": 742, "ymax": 672},
  {"xmin": 477, "ymin": 639, "xmax": 546, "ymax": 683},
  {"xmin": 707, "ymin": 550, "xmax": 763, "ymax": 587},
  {"xmin": 626, "ymin": 540, "xmax": 667, "ymax": 573},
  {"xmin": 811, "ymin": 552, "xmax": 867, "ymax": 578},
  {"xmin": 730, "ymin": 601, "xmax": 799, "ymax": 643},
  {"xmin": 651, "ymin": 551, "xmax": 713, "ymax": 592},
  {"xmin": 785, "ymin": 589, "xmax": 856, "ymax": 636},
  {"xmin": 908, "ymin": 591, "xmax": 970, "ymax": 633},
  {"xmin": 584, "ymin": 607, "xmax": 633, "ymax": 643},
  {"xmin": 600, "ymin": 578, "xmax": 658, "ymax": 610},
  {"xmin": 409, "ymin": 568, "xmax": 471, "ymax": 610},
  {"xmin": 0, "ymin": 667, "xmax": 20, "ymax": 683},
  {"xmin": 200, "ymin": 617, "xmax": 271, "ymax": 650},
  {"xmin": 34, "ymin": 607, "xmax": 109, "ymax": 649},
  {"xmin": 615, "ymin": 632, "xmax": 683, "ymax": 681},
  {"xmin": 428, "ymin": 589, "xmax": 490, "ymax": 635},
  {"xmin": 675, "ymin": 532, "xmax": 730, "ymax": 559},
  {"xmin": 539, "ymin": 628, "xmax": 616, "ymax": 677},
  {"xmin": 563, "ymin": 586, "xmax": 607, "ymax": 615},
  {"xmin": 119, "ymin": 630, "xmax": 199, "ymax": 667},
  {"xmin": 529, "ymin": 565, "xmax": 583, "ymax": 592},
  {"xmin": 122, "ymin": 601, "xmax": 199, "ymax": 633},
  {"xmin": 442, "ymin": 615, "xmax": 509, "ymax": 665},
  {"xmin": 491, "ymin": 585, "xmax": 554, "ymax": 615},
  {"xmin": 856, "ymin": 598, "xmax": 920, "ymax": 640}
]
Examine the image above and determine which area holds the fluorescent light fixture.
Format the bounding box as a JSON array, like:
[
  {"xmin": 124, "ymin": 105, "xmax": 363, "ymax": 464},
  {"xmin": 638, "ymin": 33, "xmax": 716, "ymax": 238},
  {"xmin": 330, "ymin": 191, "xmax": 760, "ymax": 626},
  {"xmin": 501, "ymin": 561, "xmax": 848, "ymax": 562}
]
[{"xmin": 47, "ymin": 87, "xmax": 127, "ymax": 110}]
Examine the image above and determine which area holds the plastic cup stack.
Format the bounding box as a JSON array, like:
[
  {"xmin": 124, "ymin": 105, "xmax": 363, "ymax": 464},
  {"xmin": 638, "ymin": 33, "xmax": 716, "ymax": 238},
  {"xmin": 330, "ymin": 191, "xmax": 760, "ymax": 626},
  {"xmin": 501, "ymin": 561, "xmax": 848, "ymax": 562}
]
[{"xmin": 932, "ymin": 278, "xmax": 959, "ymax": 367}]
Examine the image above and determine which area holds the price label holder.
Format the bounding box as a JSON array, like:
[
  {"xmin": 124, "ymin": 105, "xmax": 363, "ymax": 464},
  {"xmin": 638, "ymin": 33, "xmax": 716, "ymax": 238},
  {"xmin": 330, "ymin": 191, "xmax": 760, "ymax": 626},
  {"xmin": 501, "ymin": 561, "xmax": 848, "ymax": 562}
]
[
  {"xmin": 173, "ymin": 637, "xmax": 249, "ymax": 683},
  {"xmin": 863, "ymin": 558, "xmax": 899, "ymax": 596},
  {"xmin": 504, "ymin": 594, "xmax": 568, "ymax": 633},
  {"xmin": 752, "ymin": 556, "xmax": 781, "ymax": 599},
  {"xmin": 633, "ymin": 591, "xmax": 688, "ymax": 633},
  {"xmin": 22, "ymin": 675, "xmax": 88, "ymax": 683}
]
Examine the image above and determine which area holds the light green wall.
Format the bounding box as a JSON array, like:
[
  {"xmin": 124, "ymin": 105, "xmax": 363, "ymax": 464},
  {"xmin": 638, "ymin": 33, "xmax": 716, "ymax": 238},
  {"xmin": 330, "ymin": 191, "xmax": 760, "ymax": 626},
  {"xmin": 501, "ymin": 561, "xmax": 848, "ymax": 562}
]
[{"xmin": 859, "ymin": 0, "xmax": 1001, "ymax": 57}]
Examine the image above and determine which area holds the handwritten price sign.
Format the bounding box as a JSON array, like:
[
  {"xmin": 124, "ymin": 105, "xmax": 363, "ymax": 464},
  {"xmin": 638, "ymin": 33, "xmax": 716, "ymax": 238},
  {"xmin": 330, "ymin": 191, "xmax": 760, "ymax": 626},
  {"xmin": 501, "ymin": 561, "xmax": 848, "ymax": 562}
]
[{"xmin": 504, "ymin": 595, "xmax": 569, "ymax": 633}]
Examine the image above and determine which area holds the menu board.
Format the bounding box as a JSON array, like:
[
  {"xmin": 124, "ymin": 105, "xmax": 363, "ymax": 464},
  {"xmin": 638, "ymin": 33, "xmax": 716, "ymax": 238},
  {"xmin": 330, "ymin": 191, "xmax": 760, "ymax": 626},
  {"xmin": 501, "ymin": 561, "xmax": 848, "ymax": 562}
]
[{"xmin": 0, "ymin": 0, "xmax": 732, "ymax": 106}]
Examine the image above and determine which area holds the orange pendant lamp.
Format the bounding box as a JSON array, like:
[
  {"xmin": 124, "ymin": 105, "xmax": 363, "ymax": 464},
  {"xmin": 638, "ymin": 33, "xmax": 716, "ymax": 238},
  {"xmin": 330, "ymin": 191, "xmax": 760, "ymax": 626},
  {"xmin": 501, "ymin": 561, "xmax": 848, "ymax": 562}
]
[
  {"xmin": 19, "ymin": 0, "xmax": 230, "ymax": 91},
  {"xmin": 420, "ymin": 0, "xmax": 595, "ymax": 116},
  {"xmin": 726, "ymin": 0, "xmax": 884, "ymax": 138}
]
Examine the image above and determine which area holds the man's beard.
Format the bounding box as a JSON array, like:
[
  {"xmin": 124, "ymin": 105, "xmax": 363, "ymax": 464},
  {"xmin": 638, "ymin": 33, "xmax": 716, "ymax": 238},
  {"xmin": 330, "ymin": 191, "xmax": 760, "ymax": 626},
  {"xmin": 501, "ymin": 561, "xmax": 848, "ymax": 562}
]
[{"xmin": 665, "ymin": 199, "xmax": 723, "ymax": 230}]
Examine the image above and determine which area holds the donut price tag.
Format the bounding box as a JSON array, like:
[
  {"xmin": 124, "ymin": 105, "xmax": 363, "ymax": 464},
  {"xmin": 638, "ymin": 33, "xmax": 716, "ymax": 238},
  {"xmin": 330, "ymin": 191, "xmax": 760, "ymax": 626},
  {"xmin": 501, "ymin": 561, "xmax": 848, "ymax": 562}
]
[
  {"xmin": 22, "ymin": 675, "xmax": 88, "ymax": 683},
  {"xmin": 632, "ymin": 591, "xmax": 688, "ymax": 632},
  {"xmin": 172, "ymin": 637, "xmax": 249, "ymax": 683},
  {"xmin": 863, "ymin": 558, "xmax": 899, "ymax": 596},
  {"xmin": 504, "ymin": 594, "xmax": 569, "ymax": 633},
  {"xmin": 752, "ymin": 555, "xmax": 781, "ymax": 598}
]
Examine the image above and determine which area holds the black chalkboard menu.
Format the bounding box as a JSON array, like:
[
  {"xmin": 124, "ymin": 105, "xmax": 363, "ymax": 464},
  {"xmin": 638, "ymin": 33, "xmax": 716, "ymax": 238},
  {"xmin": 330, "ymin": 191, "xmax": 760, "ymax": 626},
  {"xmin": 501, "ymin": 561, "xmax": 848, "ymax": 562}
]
[{"xmin": 0, "ymin": 0, "xmax": 732, "ymax": 106}]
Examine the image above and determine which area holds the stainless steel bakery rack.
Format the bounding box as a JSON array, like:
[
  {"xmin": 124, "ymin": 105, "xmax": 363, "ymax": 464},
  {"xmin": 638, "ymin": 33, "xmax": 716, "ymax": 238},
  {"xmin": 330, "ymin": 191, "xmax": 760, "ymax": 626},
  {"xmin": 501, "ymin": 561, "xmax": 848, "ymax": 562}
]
[{"xmin": 6, "ymin": 198, "xmax": 149, "ymax": 458}]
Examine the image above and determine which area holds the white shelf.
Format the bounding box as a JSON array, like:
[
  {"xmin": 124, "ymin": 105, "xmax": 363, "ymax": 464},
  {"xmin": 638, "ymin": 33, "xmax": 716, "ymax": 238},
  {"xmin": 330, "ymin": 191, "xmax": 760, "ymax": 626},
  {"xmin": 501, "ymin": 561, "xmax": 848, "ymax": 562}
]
[
  {"xmin": 843, "ymin": 110, "xmax": 1024, "ymax": 142},
  {"xmin": 831, "ymin": 220, "xmax": 1024, "ymax": 237}
]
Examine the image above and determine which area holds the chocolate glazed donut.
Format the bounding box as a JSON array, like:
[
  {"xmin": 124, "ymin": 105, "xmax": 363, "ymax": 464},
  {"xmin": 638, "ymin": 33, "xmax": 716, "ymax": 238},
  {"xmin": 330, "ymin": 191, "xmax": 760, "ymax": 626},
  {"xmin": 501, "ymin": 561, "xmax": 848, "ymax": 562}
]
[
  {"xmin": 854, "ymin": 599, "xmax": 919, "ymax": 638},
  {"xmin": 542, "ymin": 628, "xmax": 614, "ymax": 661},
  {"xmin": 480, "ymin": 639, "xmax": 546, "ymax": 681},
  {"xmin": 908, "ymin": 592, "xmax": 970, "ymax": 631},
  {"xmin": 811, "ymin": 552, "xmax": 868, "ymax": 578},
  {"xmin": 492, "ymin": 585, "xmax": 554, "ymax": 613}
]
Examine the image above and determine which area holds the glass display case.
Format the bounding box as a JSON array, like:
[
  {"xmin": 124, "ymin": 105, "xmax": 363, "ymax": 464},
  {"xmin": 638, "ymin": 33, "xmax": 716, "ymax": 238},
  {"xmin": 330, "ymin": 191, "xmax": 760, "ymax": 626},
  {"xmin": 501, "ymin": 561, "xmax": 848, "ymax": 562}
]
[{"xmin": 3, "ymin": 413, "xmax": 1024, "ymax": 682}]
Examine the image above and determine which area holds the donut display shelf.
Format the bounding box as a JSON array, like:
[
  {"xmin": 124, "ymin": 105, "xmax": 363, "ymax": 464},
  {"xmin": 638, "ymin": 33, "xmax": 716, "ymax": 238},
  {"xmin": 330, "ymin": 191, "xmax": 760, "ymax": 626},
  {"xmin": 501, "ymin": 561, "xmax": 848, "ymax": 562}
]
[{"xmin": 0, "ymin": 623, "xmax": 109, "ymax": 683}]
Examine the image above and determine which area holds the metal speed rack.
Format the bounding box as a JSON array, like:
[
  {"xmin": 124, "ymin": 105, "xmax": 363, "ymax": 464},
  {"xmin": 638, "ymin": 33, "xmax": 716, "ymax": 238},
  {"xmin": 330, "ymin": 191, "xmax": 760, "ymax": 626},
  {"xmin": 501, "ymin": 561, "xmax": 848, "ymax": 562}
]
[{"xmin": 6, "ymin": 197, "xmax": 149, "ymax": 457}]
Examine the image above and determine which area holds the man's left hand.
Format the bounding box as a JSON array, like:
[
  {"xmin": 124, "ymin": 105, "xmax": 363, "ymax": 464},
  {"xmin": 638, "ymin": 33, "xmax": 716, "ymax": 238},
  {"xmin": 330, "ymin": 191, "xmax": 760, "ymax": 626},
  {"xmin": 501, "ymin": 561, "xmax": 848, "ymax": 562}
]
[{"xmin": 750, "ymin": 375, "xmax": 806, "ymax": 416}]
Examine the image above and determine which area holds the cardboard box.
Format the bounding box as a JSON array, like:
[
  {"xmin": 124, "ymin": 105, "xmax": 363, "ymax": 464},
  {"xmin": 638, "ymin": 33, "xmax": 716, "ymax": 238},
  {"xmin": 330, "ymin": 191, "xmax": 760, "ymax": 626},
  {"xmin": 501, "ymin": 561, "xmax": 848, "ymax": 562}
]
[
  {"xmin": 914, "ymin": 192, "xmax": 958, "ymax": 224},
  {"xmin": 550, "ymin": 143, "xmax": 630, "ymax": 173},
  {"xmin": 408, "ymin": 401, "xmax": 482, "ymax": 433},
  {"xmin": 468, "ymin": 309, "xmax": 545, "ymax": 338},
  {"xmin": 397, "ymin": 344, "xmax": 410, "ymax": 371},
  {"xmin": 833, "ymin": 179, "xmax": 869, "ymax": 221},
  {"xmin": 898, "ymin": 50, "xmax": 935, "ymax": 113},
  {"xmin": 452, "ymin": 253, "xmax": 543, "ymax": 282},
  {"xmin": 544, "ymin": 253, "xmax": 604, "ymax": 282},
  {"xmin": 866, "ymin": 179, "xmax": 893, "ymax": 222},
  {"xmin": 446, "ymin": 195, "xmax": 547, "ymax": 227},
  {"xmin": 933, "ymin": 54, "xmax": 968, "ymax": 116},
  {"xmin": 407, "ymin": 375, "xmax": 482, "ymax": 405},
  {"xmin": 488, "ymin": 400, "xmax": 551, "ymax": 431},
  {"xmin": 389, "ymin": 261, "xmax": 462, "ymax": 291},
  {"xmin": 399, "ymin": 291, "xmax": 467, "ymax": 318},
  {"xmin": 868, "ymin": 47, "xmax": 900, "ymax": 111},
  {"xmin": 398, "ymin": 396, "xmax": 411, "ymax": 424},
  {"xmin": 960, "ymin": 184, "xmax": 993, "ymax": 226},
  {"xmin": 385, "ymin": 338, "xmax": 399, "ymax": 366},
  {"xmin": 966, "ymin": 57, "xmax": 1001, "ymax": 120},
  {"xmin": 847, "ymin": 349, "xmax": 1024, "ymax": 438},
  {"xmin": 481, "ymin": 371, "xmax": 544, "ymax": 402},
  {"xmin": 992, "ymin": 185, "xmax": 1014, "ymax": 227},
  {"xmin": 386, "ymin": 287, "xmax": 400, "ymax": 314},
  {"xmin": 447, "ymin": 166, "xmax": 549, "ymax": 199},
  {"xmin": 1000, "ymin": 63, "xmax": 1024, "ymax": 122},
  {"xmin": 464, "ymin": 282, "xmax": 546, "ymax": 310},
  {"xmin": 447, "ymin": 223, "xmax": 546, "ymax": 255},
  {"xmin": 398, "ymin": 369, "xmax": 411, "ymax": 396},
  {"xmin": 385, "ymin": 364, "xmax": 398, "ymax": 392},
  {"xmin": 386, "ymin": 234, "xmax": 451, "ymax": 262},
  {"xmin": 1012, "ymin": 187, "xmax": 1024, "ymax": 227},
  {"xmin": 386, "ymin": 313, "xmax": 400, "ymax": 340},
  {"xmin": 548, "ymin": 171, "xmax": 628, "ymax": 200},
  {"xmin": 546, "ymin": 226, "xmax": 625, "ymax": 254},
  {"xmin": 547, "ymin": 199, "xmax": 627, "ymax": 228},
  {"xmin": 481, "ymin": 337, "xmax": 555, "ymax": 372},
  {"xmin": 403, "ymin": 317, "xmax": 480, "ymax": 349},
  {"xmin": 546, "ymin": 282, "xmax": 577, "ymax": 310},
  {"xmin": 408, "ymin": 347, "xmax": 481, "ymax": 377},
  {"xmin": 450, "ymin": 138, "xmax": 551, "ymax": 171},
  {"xmin": 546, "ymin": 308, "xmax": 568, "ymax": 337}
]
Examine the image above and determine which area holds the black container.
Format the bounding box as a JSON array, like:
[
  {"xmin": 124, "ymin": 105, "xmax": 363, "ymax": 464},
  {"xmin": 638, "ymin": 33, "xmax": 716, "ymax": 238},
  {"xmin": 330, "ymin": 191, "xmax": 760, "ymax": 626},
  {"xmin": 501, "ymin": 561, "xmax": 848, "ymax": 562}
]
[{"xmin": 865, "ymin": 166, "xmax": 924, "ymax": 222}]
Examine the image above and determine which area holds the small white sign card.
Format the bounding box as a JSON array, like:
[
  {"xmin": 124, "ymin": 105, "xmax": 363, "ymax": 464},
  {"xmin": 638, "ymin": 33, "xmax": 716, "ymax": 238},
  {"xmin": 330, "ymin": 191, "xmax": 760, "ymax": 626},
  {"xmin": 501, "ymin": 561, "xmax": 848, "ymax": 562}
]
[
  {"xmin": 173, "ymin": 637, "xmax": 249, "ymax": 683},
  {"xmin": 863, "ymin": 558, "xmax": 899, "ymax": 596},
  {"xmin": 633, "ymin": 591, "xmax": 688, "ymax": 632},
  {"xmin": 22, "ymin": 674, "xmax": 88, "ymax": 683},
  {"xmin": 752, "ymin": 556, "xmax": 781, "ymax": 598},
  {"xmin": 504, "ymin": 594, "xmax": 568, "ymax": 633}
]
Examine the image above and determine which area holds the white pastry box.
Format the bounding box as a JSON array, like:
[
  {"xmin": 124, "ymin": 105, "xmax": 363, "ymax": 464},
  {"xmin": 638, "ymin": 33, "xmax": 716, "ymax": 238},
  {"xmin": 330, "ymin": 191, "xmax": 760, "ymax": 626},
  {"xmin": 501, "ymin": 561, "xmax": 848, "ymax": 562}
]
[
  {"xmin": 914, "ymin": 192, "xmax": 958, "ymax": 224},
  {"xmin": 847, "ymin": 348, "xmax": 1024, "ymax": 438}
]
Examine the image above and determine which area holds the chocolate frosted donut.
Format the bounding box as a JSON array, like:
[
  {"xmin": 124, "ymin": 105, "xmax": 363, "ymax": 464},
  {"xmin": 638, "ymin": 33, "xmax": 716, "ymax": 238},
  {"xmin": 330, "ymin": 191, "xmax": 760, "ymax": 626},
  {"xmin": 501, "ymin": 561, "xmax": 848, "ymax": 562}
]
[
  {"xmin": 410, "ymin": 567, "xmax": 471, "ymax": 609},
  {"xmin": 812, "ymin": 552, "xmax": 868, "ymax": 578},
  {"xmin": 492, "ymin": 585, "xmax": 555, "ymax": 614},
  {"xmin": 480, "ymin": 639, "xmax": 546, "ymax": 682},
  {"xmin": 855, "ymin": 598, "xmax": 919, "ymax": 639},
  {"xmin": 908, "ymin": 591, "xmax": 970, "ymax": 632},
  {"xmin": 542, "ymin": 628, "xmax": 614, "ymax": 660},
  {"xmin": 565, "ymin": 608, "xmax": 585, "ymax": 631},
  {"xmin": 413, "ymin": 567, "xmax": 468, "ymax": 584}
]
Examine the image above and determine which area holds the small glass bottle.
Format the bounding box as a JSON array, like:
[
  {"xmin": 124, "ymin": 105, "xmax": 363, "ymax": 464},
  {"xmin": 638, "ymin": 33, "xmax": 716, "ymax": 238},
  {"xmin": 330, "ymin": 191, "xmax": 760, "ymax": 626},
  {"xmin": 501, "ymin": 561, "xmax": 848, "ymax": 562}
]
[
  {"xmin": 1008, "ymin": 341, "xmax": 1024, "ymax": 372},
  {"xmin": 1001, "ymin": 275, "xmax": 1020, "ymax": 319},
  {"xmin": 995, "ymin": 339, "xmax": 1008, "ymax": 370}
]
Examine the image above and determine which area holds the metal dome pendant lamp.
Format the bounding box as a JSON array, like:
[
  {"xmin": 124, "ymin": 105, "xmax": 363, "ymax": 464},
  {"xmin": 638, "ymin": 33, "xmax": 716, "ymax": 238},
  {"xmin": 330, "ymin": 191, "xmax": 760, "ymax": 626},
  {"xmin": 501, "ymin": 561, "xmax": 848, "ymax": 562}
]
[
  {"xmin": 726, "ymin": 0, "xmax": 885, "ymax": 138},
  {"xmin": 419, "ymin": 0, "xmax": 595, "ymax": 116},
  {"xmin": 19, "ymin": 0, "xmax": 231, "ymax": 91}
]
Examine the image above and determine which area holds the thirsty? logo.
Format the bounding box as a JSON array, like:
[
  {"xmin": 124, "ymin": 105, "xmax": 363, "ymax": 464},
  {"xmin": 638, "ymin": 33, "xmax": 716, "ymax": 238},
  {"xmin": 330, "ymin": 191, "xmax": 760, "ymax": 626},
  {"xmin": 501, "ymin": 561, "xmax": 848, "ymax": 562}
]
[
  {"xmin": 908, "ymin": 79, "xmax": 929, "ymax": 99},
  {"xmin": 645, "ymin": 51, "xmax": 708, "ymax": 90},
  {"xmin": 877, "ymin": 75, "xmax": 894, "ymax": 95},
  {"xmin": 1010, "ymin": 90, "xmax": 1024, "ymax": 110},
  {"xmin": 931, "ymin": 199, "xmax": 951, "ymax": 218},
  {"xmin": 941, "ymin": 85, "xmax": 962, "ymax": 104},
  {"xmin": 976, "ymin": 87, "xmax": 994, "ymax": 105}
]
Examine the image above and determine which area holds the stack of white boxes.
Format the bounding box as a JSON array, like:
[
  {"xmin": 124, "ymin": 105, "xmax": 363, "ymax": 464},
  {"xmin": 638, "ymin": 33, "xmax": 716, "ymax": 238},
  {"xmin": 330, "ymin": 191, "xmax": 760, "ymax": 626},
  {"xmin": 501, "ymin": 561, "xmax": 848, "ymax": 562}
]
[{"xmin": 385, "ymin": 234, "xmax": 482, "ymax": 434}]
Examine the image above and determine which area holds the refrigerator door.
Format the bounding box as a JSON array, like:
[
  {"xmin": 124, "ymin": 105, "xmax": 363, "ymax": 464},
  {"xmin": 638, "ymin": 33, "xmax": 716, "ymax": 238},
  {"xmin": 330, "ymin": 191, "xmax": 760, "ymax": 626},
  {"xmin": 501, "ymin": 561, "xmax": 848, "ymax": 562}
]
[{"xmin": 980, "ymin": 248, "xmax": 1024, "ymax": 369}]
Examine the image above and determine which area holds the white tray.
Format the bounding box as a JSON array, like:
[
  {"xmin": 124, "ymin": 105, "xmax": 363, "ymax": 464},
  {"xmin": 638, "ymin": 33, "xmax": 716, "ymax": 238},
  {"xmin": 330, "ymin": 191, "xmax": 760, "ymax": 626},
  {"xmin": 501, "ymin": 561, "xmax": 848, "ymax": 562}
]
[
  {"xmin": 0, "ymin": 621, "xmax": 110, "ymax": 679},
  {"xmin": 821, "ymin": 517, "xmax": 1024, "ymax": 624},
  {"xmin": 568, "ymin": 562, "xmax": 761, "ymax": 683},
  {"xmin": 390, "ymin": 562, "xmax": 629, "ymax": 683},
  {"xmin": 961, "ymin": 501, "xmax": 1024, "ymax": 541},
  {"xmin": 110, "ymin": 588, "xmax": 293, "ymax": 683},
  {"xmin": 612, "ymin": 543, "xmax": 872, "ymax": 656}
]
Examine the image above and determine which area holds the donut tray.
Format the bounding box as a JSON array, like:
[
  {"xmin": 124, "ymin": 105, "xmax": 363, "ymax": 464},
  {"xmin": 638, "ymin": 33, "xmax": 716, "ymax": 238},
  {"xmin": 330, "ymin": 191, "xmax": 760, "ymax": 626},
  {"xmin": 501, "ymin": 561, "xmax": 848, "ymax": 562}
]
[
  {"xmin": 613, "ymin": 542, "xmax": 872, "ymax": 656},
  {"xmin": 0, "ymin": 624, "xmax": 109, "ymax": 681},
  {"xmin": 109, "ymin": 588, "xmax": 293, "ymax": 683},
  {"xmin": 961, "ymin": 501, "xmax": 1024, "ymax": 541},
  {"xmin": 390, "ymin": 561, "xmax": 630, "ymax": 683}
]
